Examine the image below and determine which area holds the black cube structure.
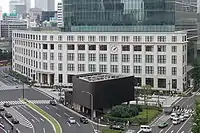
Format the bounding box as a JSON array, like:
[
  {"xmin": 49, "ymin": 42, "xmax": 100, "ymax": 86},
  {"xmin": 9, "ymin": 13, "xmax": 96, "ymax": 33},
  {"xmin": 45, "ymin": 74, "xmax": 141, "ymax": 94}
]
[{"xmin": 72, "ymin": 73, "xmax": 135, "ymax": 114}]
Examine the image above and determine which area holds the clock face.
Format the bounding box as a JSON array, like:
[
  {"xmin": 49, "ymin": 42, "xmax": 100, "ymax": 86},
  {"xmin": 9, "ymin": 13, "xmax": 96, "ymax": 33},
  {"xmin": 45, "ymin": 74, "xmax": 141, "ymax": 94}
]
[{"xmin": 111, "ymin": 46, "xmax": 118, "ymax": 53}]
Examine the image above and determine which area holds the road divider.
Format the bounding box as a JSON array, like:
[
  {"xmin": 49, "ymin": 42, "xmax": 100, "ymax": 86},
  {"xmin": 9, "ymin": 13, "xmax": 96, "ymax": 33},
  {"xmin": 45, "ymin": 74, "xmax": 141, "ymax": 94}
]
[{"xmin": 21, "ymin": 99, "xmax": 62, "ymax": 133}]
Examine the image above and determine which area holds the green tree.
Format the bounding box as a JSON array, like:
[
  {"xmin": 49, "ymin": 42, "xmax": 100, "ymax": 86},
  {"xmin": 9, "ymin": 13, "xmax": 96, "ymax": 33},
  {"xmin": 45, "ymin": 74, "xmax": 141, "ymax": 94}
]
[
  {"xmin": 192, "ymin": 103, "xmax": 200, "ymax": 133},
  {"xmin": 142, "ymin": 85, "xmax": 152, "ymax": 121},
  {"xmin": 191, "ymin": 59, "xmax": 200, "ymax": 90}
]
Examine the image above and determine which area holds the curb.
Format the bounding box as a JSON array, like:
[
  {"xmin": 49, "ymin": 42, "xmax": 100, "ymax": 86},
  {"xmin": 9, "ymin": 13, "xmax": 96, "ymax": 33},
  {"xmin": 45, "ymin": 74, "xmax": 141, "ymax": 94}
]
[{"xmin": 21, "ymin": 99, "xmax": 62, "ymax": 133}]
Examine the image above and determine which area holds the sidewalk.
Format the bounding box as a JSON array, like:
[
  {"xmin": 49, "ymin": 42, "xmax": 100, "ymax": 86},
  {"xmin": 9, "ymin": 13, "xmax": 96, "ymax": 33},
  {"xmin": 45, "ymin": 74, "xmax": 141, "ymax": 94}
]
[{"xmin": 33, "ymin": 87, "xmax": 108, "ymax": 127}]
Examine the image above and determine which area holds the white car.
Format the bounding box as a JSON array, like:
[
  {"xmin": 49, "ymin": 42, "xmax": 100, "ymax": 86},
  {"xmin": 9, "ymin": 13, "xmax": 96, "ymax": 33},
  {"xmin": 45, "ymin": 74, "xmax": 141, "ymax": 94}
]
[
  {"xmin": 170, "ymin": 112, "xmax": 177, "ymax": 120},
  {"xmin": 172, "ymin": 117, "xmax": 181, "ymax": 125},
  {"xmin": 68, "ymin": 117, "xmax": 76, "ymax": 124},
  {"xmin": 184, "ymin": 113, "xmax": 190, "ymax": 118},
  {"xmin": 179, "ymin": 115, "xmax": 185, "ymax": 122},
  {"xmin": 126, "ymin": 129, "xmax": 135, "ymax": 133},
  {"xmin": 140, "ymin": 125, "xmax": 152, "ymax": 133}
]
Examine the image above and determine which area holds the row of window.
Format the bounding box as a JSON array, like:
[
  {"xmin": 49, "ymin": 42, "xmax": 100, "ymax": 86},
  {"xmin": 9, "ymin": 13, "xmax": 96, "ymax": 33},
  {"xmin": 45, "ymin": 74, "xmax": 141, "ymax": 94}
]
[
  {"xmin": 13, "ymin": 33, "xmax": 187, "ymax": 43},
  {"xmin": 15, "ymin": 41, "xmax": 186, "ymax": 53}
]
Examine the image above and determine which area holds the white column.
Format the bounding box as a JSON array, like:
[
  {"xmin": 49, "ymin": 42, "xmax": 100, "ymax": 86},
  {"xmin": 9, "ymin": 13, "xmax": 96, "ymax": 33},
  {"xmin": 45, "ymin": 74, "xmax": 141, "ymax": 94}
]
[
  {"xmin": 48, "ymin": 74, "xmax": 51, "ymax": 85},
  {"xmin": 93, "ymin": 110, "xmax": 96, "ymax": 118}
]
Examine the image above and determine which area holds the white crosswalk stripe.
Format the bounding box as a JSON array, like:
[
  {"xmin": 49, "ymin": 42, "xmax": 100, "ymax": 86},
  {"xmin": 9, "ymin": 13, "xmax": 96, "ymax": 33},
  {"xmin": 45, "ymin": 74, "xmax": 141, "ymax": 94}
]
[
  {"xmin": 0, "ymin": 100, "xmax": 24, "ymax": 105},
  {"xmin": 0, "ymin": 100, "xmax": 51, "ymax": 106},
  {"xmin": 6, "ymin": 107, "xmax": 33, "ymax": 128},
  {"xmin": 29, "ymin": 100, "xmax": 51, "ymax": 104}
]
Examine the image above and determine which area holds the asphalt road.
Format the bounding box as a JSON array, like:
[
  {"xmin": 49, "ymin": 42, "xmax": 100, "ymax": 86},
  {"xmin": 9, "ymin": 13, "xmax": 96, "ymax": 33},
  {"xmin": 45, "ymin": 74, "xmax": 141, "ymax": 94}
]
[
  {"xmin": 153, "ymin": 95, "xmax": 195, "ymax": 133},
  {"xmin": 38, "ymin": 104, "xmax": 95, "ymax": 133}
]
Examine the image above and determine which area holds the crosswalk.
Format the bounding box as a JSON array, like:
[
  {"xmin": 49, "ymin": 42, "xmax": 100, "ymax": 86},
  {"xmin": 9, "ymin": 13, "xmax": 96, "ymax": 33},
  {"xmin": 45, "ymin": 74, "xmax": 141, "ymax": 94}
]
[
  {"xmin": 0, "ymin": 100, "xmax": 51, "ymax": 105},
  {"xmin": 0, "ymin": 85, "xmax": 29, "ymax": 91},
  {"xmin": 5, "ymin": 107, "xmax": 33, "ymax": 128}
]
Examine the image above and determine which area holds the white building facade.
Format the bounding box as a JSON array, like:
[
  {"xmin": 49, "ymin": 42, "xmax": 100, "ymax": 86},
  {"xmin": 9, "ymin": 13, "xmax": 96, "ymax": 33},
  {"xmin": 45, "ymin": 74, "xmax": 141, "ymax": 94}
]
[
  {"xmin": 57, "ymin": 2, "xmax": 64, "ymax": 28},
  {"xmin": 12, "ymin": 30, "xmax": 188, "ymax": 92}
]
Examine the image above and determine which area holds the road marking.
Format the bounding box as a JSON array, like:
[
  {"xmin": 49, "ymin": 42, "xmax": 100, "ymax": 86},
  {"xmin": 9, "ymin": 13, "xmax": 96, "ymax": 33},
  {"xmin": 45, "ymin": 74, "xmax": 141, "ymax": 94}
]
[
  {"xmin": 56, "ymin": 113, "xmax": 61, "ymax": 117},
  {"xmin": 19, "ymin": 106, "xmax": 40, "ymax": 122},
  {"xmin": 43, "ymin": 128, "xmax": 45, "ymax": 133},
  {"xmin": 76, "ymin": 122, "xmax": 80, "ymax": 127},
  {"xmin": 40, "ymin": 118, "xmax": 44, "ymax": 122},
  {"xmin": 15, "ymin": 106, "xmax": 19, "ymax": 109},
  {"xmin": 67, "ymin": 122, "xmax": 71, "ymax": 127},
  {"xmin": 181, "ymin": 131, "xmax": 184, "ymax": 133},
  {"xmin": 45, "ymin": 106, "xmax": 50, "ymax": 110},
  {"xmin": 177, "ymin": 116, "xmax": 192, "ymax": 133},
  {"xmin": 31, "ymin": 119, "xmax": 35, "ymax": 123},
  {"xmin": 52, "ymin": 106, "xmax": 58, "ymax": 110},
  {"xmin": 64, "ymin": 113, "xmax": 69, "ymax": 116},
  {"xmin": 171, "ymin": 130, "xmax": 174, "ymax": 133},
  {"xmin": 158, "ymin": 129, "xmax": 163, "ymax": 133},
  {"xmin": 164, "ymin": 124, "xmax": 173, "ymax": 133}
]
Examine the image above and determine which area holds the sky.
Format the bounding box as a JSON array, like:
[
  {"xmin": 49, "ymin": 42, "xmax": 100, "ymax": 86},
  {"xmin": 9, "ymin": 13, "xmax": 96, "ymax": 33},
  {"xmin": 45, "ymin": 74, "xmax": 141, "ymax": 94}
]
[{"xmin": 0, "ymin": 0, "xmax": 61, "ymax": 13}]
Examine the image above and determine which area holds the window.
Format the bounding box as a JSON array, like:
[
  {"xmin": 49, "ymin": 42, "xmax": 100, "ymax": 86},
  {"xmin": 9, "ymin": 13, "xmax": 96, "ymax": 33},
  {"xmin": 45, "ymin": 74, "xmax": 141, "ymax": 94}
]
[
  {"xmin": 41, "ymin": 52, "xmax": 47, "ymax": 60},
  {"xmin": 88, "ymin": 53, "xmax": 96, "ymax": 61},
  {"xmin": 58, "ymin": 53, "xmax": 63, "ymax": 61},
  {"xmin": 50, "ymin": 53, "xmax": 54, "ymax": 60},
  {"xmin": 88, "ymin": 64, "xmax": 96, "ymax": 72},
  {"xmin": 133, "ymin": 54, "xmax": 142, "ymax": 63},
  {"xmin": 78, "ymin": 53, "xmax": 85, "ymax": 61},
  {"xmin": 145, "ymin": 45, "xmax": 154, "ymax": 52},
  {"xmin": 68, "ymin": 75, "xmax": 73, "ymax": 83},
  {"xmin": 133, "ymin": 66, "xmax": 142, "ymax": 74},
  {"xmin": 133, "ymin": 36, "xmax": 141, "ymax": 42},
  {"xmin": 133, "ymin": 45, "xmax": 142, "ymax": 51},
  {"xmin": 67, "ymin": 44, "xmax": 75, "ymax": 50},
  {"xmin": 122, "ymin": 45, "xmax": 130, "ymax": 51},
  {"xmin": 58, "ymin": 35, "xmax": 62, "ymax": 41},
  {"xmin": 43, "ymin": 44, "xmax": 47, "ymax": 49},
  {"xmin": 172, "ymin": 67, "xmax": 177, "ymax": 75},
  {"xmin": 157, "ymin": 36, "xmax": 166, "ymax": 42},
  {"xmin": 50, "ymin": 35, "xmax": 54, "ymax": 41},
  {"xmin": 67, "ymin": 53, "xmax": 74, "ymax": 61},
  {"xmin": 110, "ymin": 54, "xmax": 118, "ymax": 62},
  {"xmin": 58, "ymin": 74, "xmax": 63, "ymax": 83},
  {"xmin": 42, "ymin": 35, "xmax": 47, "ymax": 40},
  {"xmin": 99, "ymin": 36, "xmax": 107, "ymax": 42},
  {"xmin": 99, "ymin": 65, "xmax": 107, "ymax": 72},
  {"xmin": 158, "ymin": 79, "xmax": 166, "ymax": 88},
  {"xmin": 157, "ymin": 55, "xmax": 166, "ymax": 63},
  {"xmin": 145, "ymin": 36, "xmax": 154, "ymax": 42},
  {"xmin": 146, "ymin": 78, "xmax": 154, "ymax": 87},
  {"xmin": 172, "ymin": 46, "xmax": 177, "ymax": 52},
  {"xmin": 172, "ymin": 79, "xmax": 177, "ymax": 89},
  {"xmin": 122, "ymin": 36, "xmax": 130, "ymax": 42},
  {"xmin": 182, "ymin": 36, "xmax": 186, "ymax": 42},
  {"xmin": 172, "ymin": 36, "xmax": 177, "ymax": 42},
  {"xmin": 158, "ymin": 67, "xmax": 166, "ymax": 75},
  {"xmin": 58, "ymin": 44, "xmax": 62, "ymax": 50},
  {"xmin": 135, "ymin": 77, "xmax": 142, "ymax": 86},
  {"xmin": 67, "ymin": 64, "xmax": 74, "ymax": 71},
  {"xmin": 89, "ymin": 45, "xmax": 96, "ymax": 50},
  {"xmin": 99, "ymin": 45, "xmax": 107, "ymax": 51},
  {"xmin": 110, "ymin": 65, "xmax": 118, "ymax": 73},
  {"xmin": 43, "ymin": 62, "xmax": 48, "ymax": 70},
  {"xmin": 78, "ymin": 64, "xmax": 85, "ymax": 72},
  {"xmin": 145, "ymin": 66, "xmax": 154, "ymax": 74},
  {"xmin": 50, "ymin": 44, "xmax": 54, "ymax": 50},
  {"xmin": 122, "ymin": 65, "xmax": 130, "ymax": 73},
  {"xmin": 157, "ymin": 45, "xmax": 166, "ymax": 52},
  {"xmin": 145, "ymin": 55, "xmax": 154, "ymax": 63},
  {"xmin": 77, "ymin": 36, "xmax": 85, "ymax": 41},
  {"xmin": 99, "ymin": 54, "xmax": 107, "ymax": 62},
  {"xmin": 172, "ymin": 55, "xmax": 177, "ymax": 64},
  {"xmin": 50, "ymin": 63, "xmax": 54, "ymax": 70},
  {"xmin": 122, "ymin": 54, "xmax": 130, "ymax": 62},
  {"xmin": 110, "ymin": 36, "xmax": 118, "ymax": 42},
  {"xmin": 88, "ymin": 36, "xmax": 96, "ymax": 41},
  {"xmin": 67, "ymin": 36, "xmax": 74, "ymax": 41},
  {"xmin": 78, "ymin": 44, "xmax": 85, "ymax": 50},
  {"xmin": 58, "ymin": 63, "xmax": 63, "ymax": 71}
]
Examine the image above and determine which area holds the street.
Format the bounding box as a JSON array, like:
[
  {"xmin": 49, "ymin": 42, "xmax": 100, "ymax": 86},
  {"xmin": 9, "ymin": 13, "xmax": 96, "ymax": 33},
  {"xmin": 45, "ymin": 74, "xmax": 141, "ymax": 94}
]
[{"xmin": 0, "ymin": 71, "xmax": 95, "ymax": 133}]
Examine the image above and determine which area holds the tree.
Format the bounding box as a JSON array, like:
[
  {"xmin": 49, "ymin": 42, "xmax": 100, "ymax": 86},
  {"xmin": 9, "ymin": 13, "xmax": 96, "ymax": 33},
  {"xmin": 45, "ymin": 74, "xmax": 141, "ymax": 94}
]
[
  {"xmin": 142, "ymin": 85, "xmax": 152, "ymax": 121},
  {"xmin": 191, "ymin": 59, "xmax": 200, "ymax": 90},
  {"xmin": 192, "ymin": 103, "xmax": 200, "ymax": 133}
]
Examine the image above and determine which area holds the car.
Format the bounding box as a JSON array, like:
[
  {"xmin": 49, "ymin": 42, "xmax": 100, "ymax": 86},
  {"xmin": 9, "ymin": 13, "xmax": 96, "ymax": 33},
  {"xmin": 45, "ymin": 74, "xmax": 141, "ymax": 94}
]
[
  {"xmin": 79, "ymin": 117, "xmax": 88, "ymax": 124},
  {"xmin": 157, "ymin": 121, "xmax": 168, "ymax": 128},
  {"xmin": 58, "ymin": 97, "xmax": 64, "ymax": 104},
  {"xmin": 172, "ymin": 117, "xmax": 181, "ymax": 125},
  {"xmin": 94, "ymin": 130, "xmax": 101, "ymax": 133},
  {"xmin": 5, "ymin": 112, "xmax": 12, "ymax": 118},
  {"xmin": 140, "ymin": 125, "xmax": 152, "ymax": 133},
  {"xmin": 126, "ymin": 129, "xmax": 136, "ymax": 133},
  {"xmin": 170, "ymin": 112, "xmax": 177, "ymax": 120},
  {"xmin": 3, "ymin": 103, "xmax": 11, "ymax": 108},
  {"xmin": 110, "ymin": 124, "xmax": 125, "ymax": 131},
  {"xmin": 11, "ymin": 118, "xmax": 19, "ymax": 124},
  {"xmin": 49, "ymin": 100, "xmax": 57, "ymax": 106},
  {"xmin": 68, "ymin": 117, "xmax": 76, "ymax": 124},
  {"xmin": 179, "ymin": 115, "xmax": 186, "ymax": 122},
  {"xmin": 184, "ymin": 112, "xmax": 190, "ymax": 118},
  {"xmin": 0, "ymin": 106, "xmax": 5, "ymax": 111}
]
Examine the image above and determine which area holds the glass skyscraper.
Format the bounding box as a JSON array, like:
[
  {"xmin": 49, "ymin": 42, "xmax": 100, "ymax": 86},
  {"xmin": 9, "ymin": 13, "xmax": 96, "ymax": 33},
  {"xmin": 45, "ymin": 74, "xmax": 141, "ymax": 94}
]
[{"xmin": 63, "ymin": 0, "xmax": 197, "ymax": 32}]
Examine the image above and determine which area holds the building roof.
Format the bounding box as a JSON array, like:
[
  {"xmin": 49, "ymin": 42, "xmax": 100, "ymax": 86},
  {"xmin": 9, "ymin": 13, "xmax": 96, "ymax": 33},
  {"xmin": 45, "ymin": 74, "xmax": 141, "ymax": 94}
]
[{"xmin": 77, "ymin": 73, "xmax": 129, "ymax": 82}]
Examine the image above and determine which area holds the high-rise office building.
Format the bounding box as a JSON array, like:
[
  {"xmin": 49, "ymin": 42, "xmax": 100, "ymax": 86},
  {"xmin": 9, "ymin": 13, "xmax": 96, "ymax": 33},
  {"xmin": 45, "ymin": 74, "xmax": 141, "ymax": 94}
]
[
  {"xmin": 57, "ymin": 2, "xmax": 64, "ymax": 27},
  {"xmin": 9, "ymin": 0, "xmax": 31, "ymax": 14},
  {"xmin": 35, "ymin": 0, "xmax": 55, "ymax": 11}
]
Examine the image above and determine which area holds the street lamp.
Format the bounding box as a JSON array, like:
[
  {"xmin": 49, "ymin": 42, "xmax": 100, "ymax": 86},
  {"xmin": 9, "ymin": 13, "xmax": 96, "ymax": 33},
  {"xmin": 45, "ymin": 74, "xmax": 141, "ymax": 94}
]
[{"xmin": 82, "ymin": 91, "xmax": 94, "ymax": 121}]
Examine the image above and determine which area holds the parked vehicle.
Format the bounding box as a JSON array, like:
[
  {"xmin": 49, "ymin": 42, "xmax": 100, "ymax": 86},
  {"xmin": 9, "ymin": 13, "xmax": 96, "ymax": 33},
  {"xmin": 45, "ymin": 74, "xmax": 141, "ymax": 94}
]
[
  {"xmin": 0, "ymin": 106, "xmax": 5, "ymax": 111},
  {"xmin": 79, "ymin": 117, "xmax": 88, "ymax": 124},
  {"xmin": 140, "ymin": 125, "xmax": 152, "ymax": 133},
  {"xmin": 5, "ymin": 112, "xmax": 12, "ymax": 118},
  {"xmin": 49, "ymin": 100, "xmax": 57, "ymax": 106},
  {"xmin": 110, "ymin": 124, "xmax": 125, "ymax": 131},
  {"xmin": 158, "ymin": 121, "xmax": 168, "ymax": 128},
  {"xmin": 68, "ymin": 117, "xmax": 76, "ymax": 124},
  {"xmin": 3, "ymin": 103, "xmax": 11, "ymax": 108},
  {"xmin": 11, "ymin": 118, "xmax": 19, "ymax": 124},
  {"xmin": 172, "ymin": 117, "xmax": 181, "ymax": 125}
]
